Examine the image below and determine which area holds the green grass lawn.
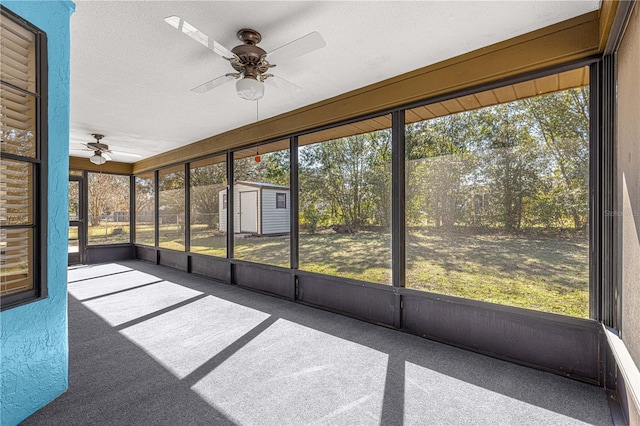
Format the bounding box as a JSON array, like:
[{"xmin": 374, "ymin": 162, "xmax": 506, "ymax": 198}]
[
  {"xmin": 299, "ymin": 232, "xmax": 392, "ymax": 284},
  {"xmin": 124, "ymin": 223, "xmax": 590, "ymax": 318},
  {"xmin": 190, "ymin": 226, "xmax": 225, "ymax": 257},
  {"xmin": 73, "ymin": 222, "xmax": 131, "ymax": 245},
  {"xmin": 404, "ymin": 229, "xmax": 588, "ymax": 318}
]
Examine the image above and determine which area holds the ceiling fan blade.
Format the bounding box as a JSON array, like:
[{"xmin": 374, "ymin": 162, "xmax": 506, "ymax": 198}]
[
  {"xmin": 191, "ymin": 74, "xmax": 236, "ymax": 93},
  {"xmin": 109, "ymin": 150, "xmax": 143, "ymax": 158},
  {"xmin": 265, "ymin": 75, "xmax": 303, "ymax": 95},
  {"xmin": 266, "ymin": 31, "xmax": 326, "ymax": 64},
  {"xmin": 164, "ymin": 16, "xmax": 235, "ymax": 59},
  {"xmin": 70, "ymin": 143, "xmax": 94, "ymax": 151},
  {"xmin": 70, "ymin": 148, "xmax": 92, "ymax": 154},
  {"xmin": 101, "ymin": 152, "xmax": 113, "ymax": 161}
]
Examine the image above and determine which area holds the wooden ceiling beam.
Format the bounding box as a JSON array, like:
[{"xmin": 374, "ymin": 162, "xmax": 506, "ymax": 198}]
[
  {"xmin": 69, "ymin": 156, "xmax": 133, "ymax": 174},
  {"xmin": 599, "ymin": 0, "xmax": 620, "ymax": 52}
]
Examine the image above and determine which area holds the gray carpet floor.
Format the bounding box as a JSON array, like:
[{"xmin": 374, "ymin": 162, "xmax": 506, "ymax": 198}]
[{"xmin": 23, "ymin": 260, "xmax": 613, "ymax": 425}]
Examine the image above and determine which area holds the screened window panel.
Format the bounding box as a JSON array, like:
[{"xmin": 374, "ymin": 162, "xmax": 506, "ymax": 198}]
[
  {"xmin": 233, "ymin": 140, "xmax": 291, "ymax": 267},
  {"xmin": 135, "ymin": 173, "xmax": 155, "ymax": 246},
  {"xmin": 88, "ymin": 173, "xmax": 131, "ymax": 245},
  {"xmin": 404, "ymin": 74, "xmax": 590, "ymax": 318},
  {"xmin": 298, "ymin": 117, "xmax": 393, "ymax": 285},
  {"xmin": 158, "ymin": 166, "xmax": 185, "ymax": 250},
  {"xmin": 189, "ymin": 156, "xmax": 227, "ymax": 257}
]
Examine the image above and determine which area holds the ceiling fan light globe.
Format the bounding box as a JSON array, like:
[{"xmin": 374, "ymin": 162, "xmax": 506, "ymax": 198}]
[
  {"xmin": 90, "ymin": 153, "xmax": 106, "ymax": 165},
  {"xmin": 236, "ymin": 77, "xmax": 264, "ymax": 101}
]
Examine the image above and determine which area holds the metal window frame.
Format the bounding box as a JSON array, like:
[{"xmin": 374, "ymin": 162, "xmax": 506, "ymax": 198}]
[
  {"xmin": 129, "ymin": 174, "xmax": 135, "ymax": 244},
  {"xmin": 184, "ymin": 163, "xmax": 191, "ymax": 253},
  {"xmin": 0, "ymin": 6, "xmax": 48, "ymax": 310},
  {"xmin": 600, "ymin": 0, "xmax": 636, "ymax": 333},
  {"xmin": 290, "ymin": 136, "xmax": 299, "ymax": 271},
  {"xmin": 229, "ymin": 139, "xmax": 292, "ymax": 265},
  {"xmin": 226, "ymin": 150, "xmax": 234, "ymax": 260},
  {"xmin": 129, "ymin": 57, "xmax": 609, "ymax": 325},
  {"xmin": 67, "ymin": 174, "xmax": 86, "ymax": 265},
  {"xmin": 398, "ymin": 59, "xmax": 600, "ymax": 321},
  {"xmin": 183, "ymin": 154, "xmax": 228, "ymax": 259},
  {"xmin": 588, "ymin": 55, "xmax": 617, "ymax": 326}
]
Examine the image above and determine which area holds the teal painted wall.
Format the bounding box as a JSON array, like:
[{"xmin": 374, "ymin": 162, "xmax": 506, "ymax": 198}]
[{"xmin": 0, "ymin": 1, "xmax": 75, "ymax": 424}]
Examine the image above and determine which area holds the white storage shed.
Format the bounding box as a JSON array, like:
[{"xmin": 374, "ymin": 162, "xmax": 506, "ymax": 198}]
[{"xmin": 219, "ymin": 181, "xmax": 290, "ymax": 235}]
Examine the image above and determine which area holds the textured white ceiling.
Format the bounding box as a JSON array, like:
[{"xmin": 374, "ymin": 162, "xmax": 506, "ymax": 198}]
[{"xmin": 69, "ymin": 1, "xmax": 600, "ymax": 162}]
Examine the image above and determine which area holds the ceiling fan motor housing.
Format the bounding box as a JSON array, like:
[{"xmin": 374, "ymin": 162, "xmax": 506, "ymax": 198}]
[
  {"xmin": 237, "ymin": 28, "xmax": 261, "ymax": 45},
  {"xmin": 165, "ymin": 18, "xmax": 326, "ymax": 96},
  {"xmin": 230, "ymin": 29, "xmax": 272, "ymax": 77},
  {"xmin": 88, "ymin": 142, "xmax": 109, "ymax": 152}
]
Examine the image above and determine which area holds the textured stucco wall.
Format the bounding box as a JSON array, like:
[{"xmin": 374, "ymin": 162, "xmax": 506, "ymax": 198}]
[
  {"xmin": 616, "ymin": 3, "xmax": 640, "ymax": 368},
  {"xmin": 0, "ymin": 1, "xmax": 75, "ymax": 424}
]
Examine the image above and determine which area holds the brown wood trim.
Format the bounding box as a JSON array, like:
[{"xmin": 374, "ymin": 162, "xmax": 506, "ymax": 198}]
[
  {"xmin": 133, "ymin": 11, "xmax": 600, "ymax": 174},
  {"xmin": 599, "ymin": 0, "xmax": 620, "ymax": 52},
  {"xmin": 70, "ymin": 156, "xmax": 133, "ymax": 174}
]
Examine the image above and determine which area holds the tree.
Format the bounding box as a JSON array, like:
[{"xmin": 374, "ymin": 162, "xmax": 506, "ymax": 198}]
[
  {"xmin": 88, "ymin": 173, "xmax": 129, "ymax": 227},
  {"xmin": 135, "ymin": 175, "xmax": 154, "ymax": 221},
  {"xmin": 68, "ymin": 180, "xmax": 79, "ymax": 220},
  {"xmin": 263, "ymin": 151, "xmax": 290, "ymax": 186},
  {"xmin": 234, "ymin": 151, "xmax": 289, "ymax": 185},
  {"xmin": 406, "ymin": 114, "xmax": 474, "ymax": 228},
  {"xmin": 366, "ymin": 130, "xmax": 392, "ymax": 227},
  {"xmin": 190, "ymin": 162, "xmax": 225, "ymax": 228},
  {"xmin": 158, "ymin": 170, "xmax": 185, "ymax": 231},
  {"xmin": 523, "ymin": 88, "xmax": 589, "ymax": 230},
  {"xmin": 474, "ymin": 104, "xmax": 542, "ymax": 231},
  {"xmin": 299, "ymin": 130, "xmax": 391, "ymax": 230}
]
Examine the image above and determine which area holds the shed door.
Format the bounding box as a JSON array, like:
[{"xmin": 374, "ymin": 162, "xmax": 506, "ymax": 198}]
[{"xmin": 239, "ymin": 190, "xmax": 258, "ymax": 233}]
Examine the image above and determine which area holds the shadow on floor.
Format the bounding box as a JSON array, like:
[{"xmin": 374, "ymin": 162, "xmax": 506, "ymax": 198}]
[{"xmin": 23, "ymin": 261, "xmax": 613, "ymax": 425}]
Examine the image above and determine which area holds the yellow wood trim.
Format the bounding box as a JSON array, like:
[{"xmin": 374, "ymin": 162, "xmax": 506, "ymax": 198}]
[
  {"xmin": 133, "ymin": 11, "xmax": 600, "ymax": 174},
  {"xmin": 599, "ymin": 0, "xmax": 620, "ymax": 51},
  {"xmin": 69, "ymin": 156, "xmax": 133, "ymax": 175}
]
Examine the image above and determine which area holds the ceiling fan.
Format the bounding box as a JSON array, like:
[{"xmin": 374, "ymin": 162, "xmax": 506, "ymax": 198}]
[
  {"xmin": 165, "ymin": 16, "xmax": 326, "ymax": 101},
  {"xmin": 79, "ymin": 134, "xmax": 142, "ymax": 165}
]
